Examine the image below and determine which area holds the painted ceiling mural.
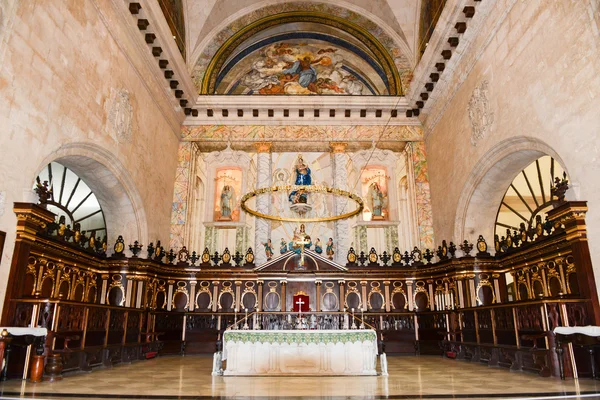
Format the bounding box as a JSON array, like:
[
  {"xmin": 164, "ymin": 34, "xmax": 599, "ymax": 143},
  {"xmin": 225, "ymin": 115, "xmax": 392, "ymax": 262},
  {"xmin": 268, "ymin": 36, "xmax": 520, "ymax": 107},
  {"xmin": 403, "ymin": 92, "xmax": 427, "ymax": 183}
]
[
  {"xmin": 216, "ymin": 37, "xmax": 389, "ymax": 95},
  {"xmin": 192, "ymin": 2, "xmax": 413, "ymax": 95}
]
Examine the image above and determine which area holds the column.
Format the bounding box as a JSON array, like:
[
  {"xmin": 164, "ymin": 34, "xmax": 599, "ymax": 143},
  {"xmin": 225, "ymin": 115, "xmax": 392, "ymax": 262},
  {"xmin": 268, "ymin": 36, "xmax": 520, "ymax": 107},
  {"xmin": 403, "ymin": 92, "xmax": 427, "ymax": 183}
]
[
  {"xmin": 331, "ymin": 142, "xmax": 349, "ymax": 265},
  {"xmin": 135, "ymin": 280, "xmax": 144, "ymax": 308},
  {"xmin": 338, "ymin": 280, "xmax": 345, "ymax": 311},
  {"xmin": 384, "ymin": 281, "xmax": 391, "ymax": 312},
  {"xmin": 360, "ymin": 281, "xmax": 368, "ymax": 311},
  {"xmin": 212, "ymin": 281, "xmax": 219, "ymax": 312},
  {"xmin": 315, "ymin": 281, "xmax": 322, "ymax": 311},
  {"xmin": 100, "ymin": 274, "xmax": 109, "ymax": 305},
  {"xmin": 257, "ymin": 280, "xmax": 264, "ymax": 311},
  {"xmin": 125, "ymin": 279, "xmax": 134, "ymax": 308},
  {"xmin": 166, "ymin": 280, "xmax": 174, "ymax": 311},
  {"xmin": 189, "ymin": 281, "xmax": 197, "ymax": 311},
  {"xmin": 254, "ymin": 142, "xmax": 272, "ymax": 266},
  {"xmin": 280, "ymin": 281, "xmax": 287, "ymax": 312},
  {"xmin": 406, "ymin": 281, "xmax": 414, "ymax": 311},
  {"xmin": 235, "ymin": 281, "xmax": 242, "ymax": 311}
]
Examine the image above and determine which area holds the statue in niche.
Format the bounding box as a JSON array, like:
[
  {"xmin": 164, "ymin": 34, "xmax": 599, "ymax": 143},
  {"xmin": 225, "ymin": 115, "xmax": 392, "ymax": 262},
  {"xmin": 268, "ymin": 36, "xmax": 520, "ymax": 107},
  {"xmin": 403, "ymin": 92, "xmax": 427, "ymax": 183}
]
[
  {"xmin": 367, "ymin": 182, "xmax": 388, "ymax": 220},
  {"xmin": 314, "ymin": 238, "xmax": 323, "ymax": 254},
  {"xmin": 263, "ymin": 239, "xmax": 273, "ymax": 261},
  {"xmin": 326, "ymin": 238, "xmax": 335, "ymax": 260},
  {"xmin": 219, "ymin": 185, "xmax": 235, "ymax": 221},
  {"xmin": 280, "ymin": 238, "xmax": 288, "ymax": 254},
  {"xmin": 289, "ymin": 155, "xmax": 311, "ymax": 204}
]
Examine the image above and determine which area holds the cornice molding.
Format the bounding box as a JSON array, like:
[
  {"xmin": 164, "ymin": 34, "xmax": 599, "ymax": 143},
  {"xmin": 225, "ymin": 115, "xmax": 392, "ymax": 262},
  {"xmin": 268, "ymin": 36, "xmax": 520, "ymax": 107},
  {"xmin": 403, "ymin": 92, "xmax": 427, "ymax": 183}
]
[
  {"xmin": 186, "ymin": 95, "xmax": 420, "ymax": 126},
  {"xmin": 407, "ymin": 0, "xmax": 516, "ymax": 137},
  {"xmin": 91, "ymin": 0, "xmax": 189, "ymax": 137}
]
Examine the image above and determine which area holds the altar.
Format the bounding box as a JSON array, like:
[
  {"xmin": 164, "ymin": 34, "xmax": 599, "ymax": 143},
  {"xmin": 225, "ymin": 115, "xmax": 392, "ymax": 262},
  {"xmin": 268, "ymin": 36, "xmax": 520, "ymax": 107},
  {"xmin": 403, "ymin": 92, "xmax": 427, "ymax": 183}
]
[{"xmin": 221, "ymin": 330, "xmax": 378, "ymax": 376}]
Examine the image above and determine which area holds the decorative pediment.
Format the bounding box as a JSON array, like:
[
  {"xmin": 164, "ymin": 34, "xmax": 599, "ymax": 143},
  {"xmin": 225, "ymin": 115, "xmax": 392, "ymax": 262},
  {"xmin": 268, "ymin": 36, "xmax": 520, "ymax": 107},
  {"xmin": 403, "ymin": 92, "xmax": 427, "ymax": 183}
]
[{"xmin": 254, "ymin": 249, "xmax": 348, "ymax": 272}]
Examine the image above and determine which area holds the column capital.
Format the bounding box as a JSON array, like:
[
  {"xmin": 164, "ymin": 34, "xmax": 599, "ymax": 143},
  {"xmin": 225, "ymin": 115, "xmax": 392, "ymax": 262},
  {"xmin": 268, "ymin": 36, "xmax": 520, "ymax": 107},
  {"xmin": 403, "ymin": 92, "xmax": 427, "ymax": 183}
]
[
  {"xmin": 253, "ymin": 142, "xmax": 272, "ymax": 153},
  {"xmin": 329, "ymin": 142, "xmax": 348, "ymax": 153}
]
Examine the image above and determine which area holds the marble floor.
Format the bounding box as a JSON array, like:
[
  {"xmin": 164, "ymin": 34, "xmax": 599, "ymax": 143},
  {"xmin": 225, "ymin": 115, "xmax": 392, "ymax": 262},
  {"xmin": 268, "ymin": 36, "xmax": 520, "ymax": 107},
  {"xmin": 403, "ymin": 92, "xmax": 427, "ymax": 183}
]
[{"xmin": 0, "ymin": 355, "xmax": 599, "ymax": 399}]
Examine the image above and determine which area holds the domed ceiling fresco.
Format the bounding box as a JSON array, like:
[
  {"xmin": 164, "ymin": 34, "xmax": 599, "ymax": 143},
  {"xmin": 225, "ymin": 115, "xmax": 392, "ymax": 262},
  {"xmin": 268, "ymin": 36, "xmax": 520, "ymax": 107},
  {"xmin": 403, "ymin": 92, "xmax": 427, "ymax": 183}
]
[
  {"xmin": 190, "ymin": 2, "xmax": 416, "ymax": 96},
  {"xmin": 214, "ymin": 22, "xmax": 393, "ymax": 95}
]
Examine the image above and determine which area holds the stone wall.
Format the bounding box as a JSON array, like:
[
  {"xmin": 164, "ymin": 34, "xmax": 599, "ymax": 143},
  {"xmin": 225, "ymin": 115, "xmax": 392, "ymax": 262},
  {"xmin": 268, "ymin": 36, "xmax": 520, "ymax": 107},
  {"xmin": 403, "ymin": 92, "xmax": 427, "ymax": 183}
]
[
  {"xmin": 0, "ymin": 0, "xmax": 181, "ymax": 312},
  {"xmin": 424, "ymin": 1, "xmax": 600, "ymax": 284}
]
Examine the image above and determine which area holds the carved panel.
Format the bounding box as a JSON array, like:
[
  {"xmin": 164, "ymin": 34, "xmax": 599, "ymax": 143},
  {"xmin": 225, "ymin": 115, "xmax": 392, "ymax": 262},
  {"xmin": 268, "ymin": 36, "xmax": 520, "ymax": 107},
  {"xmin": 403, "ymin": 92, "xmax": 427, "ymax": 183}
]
[{"xmin": 468, "ymin": 80, "xmax": 494, "ymax": 146}]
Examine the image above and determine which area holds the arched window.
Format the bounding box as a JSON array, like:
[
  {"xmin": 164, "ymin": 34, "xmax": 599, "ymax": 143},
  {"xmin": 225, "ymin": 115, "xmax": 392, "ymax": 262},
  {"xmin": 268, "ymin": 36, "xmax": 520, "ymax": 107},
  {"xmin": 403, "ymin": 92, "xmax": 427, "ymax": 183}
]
[
  {"xmin": 35, "ymin": 162, "xmax": 107, "ymax": 237},
  {"xmin": 495, "ymin": 156, "xmax": 566, "ymax": 236}
]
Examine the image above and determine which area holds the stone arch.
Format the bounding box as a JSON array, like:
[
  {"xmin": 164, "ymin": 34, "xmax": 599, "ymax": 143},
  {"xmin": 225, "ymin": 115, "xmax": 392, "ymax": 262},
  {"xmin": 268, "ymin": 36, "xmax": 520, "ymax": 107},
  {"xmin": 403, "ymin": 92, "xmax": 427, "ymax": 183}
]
[
  {"xmin": 190, "ymin": 0, "xmax": 414, "ymax": 93},
  {"xmin": 35, "ymin": 142, "xmax": 147, "ymax": 246},
  {"xmin": 454, "ymin": 137, "xmax": 570, "ymax": 247}
]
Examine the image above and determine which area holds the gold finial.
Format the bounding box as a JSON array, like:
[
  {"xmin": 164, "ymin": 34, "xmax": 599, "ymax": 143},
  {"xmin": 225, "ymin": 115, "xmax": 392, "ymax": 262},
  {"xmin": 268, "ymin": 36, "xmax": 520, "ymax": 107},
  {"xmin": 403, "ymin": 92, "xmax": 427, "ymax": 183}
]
[{"xmin": 1, "ymin": 329, "xmax": 8, "ymax": 338}]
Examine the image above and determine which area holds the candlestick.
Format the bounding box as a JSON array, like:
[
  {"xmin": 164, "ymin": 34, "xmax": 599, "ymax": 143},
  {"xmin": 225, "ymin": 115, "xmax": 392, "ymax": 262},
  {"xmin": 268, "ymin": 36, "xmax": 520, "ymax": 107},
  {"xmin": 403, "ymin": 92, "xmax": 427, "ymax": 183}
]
[{"xmin": 243, "ymin": 308, "xmax": 249, "ymax": 330}]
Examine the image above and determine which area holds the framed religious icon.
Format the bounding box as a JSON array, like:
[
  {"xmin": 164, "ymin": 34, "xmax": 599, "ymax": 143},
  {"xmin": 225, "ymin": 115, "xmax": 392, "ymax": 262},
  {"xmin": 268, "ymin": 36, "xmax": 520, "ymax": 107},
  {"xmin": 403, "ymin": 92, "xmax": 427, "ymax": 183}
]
[
  {"xmin": 201, "ymin": 250, "xmax": 211, "ymax": 264},
  {"xmin": 369, "ymin": 252, "xmax": 378, "ymax": 263},
  {"xmin": 347, "ymin": 252, "xmax": 357, "ymax": 263},
  {"xmin": 222, "ymin": 250, "xmax": 231, "ymax": 264},
  {"xmin": 113, "ymin": 236, "xmax": 125, "ymax": 255},
  {"xmin": 245, "ymin": 251, "xmax": 254, "ymax": 264},
  {"xmin": 393, "ymin": 251, "xmax": 401, "ymax": 263}
]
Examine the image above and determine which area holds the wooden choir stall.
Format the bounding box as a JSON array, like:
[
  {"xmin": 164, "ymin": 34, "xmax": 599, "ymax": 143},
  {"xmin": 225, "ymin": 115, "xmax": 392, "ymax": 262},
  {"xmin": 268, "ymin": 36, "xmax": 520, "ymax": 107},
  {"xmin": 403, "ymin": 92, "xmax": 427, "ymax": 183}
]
[{"xmin": 1, "ymin": 199, "xmax": 600, "ymax": 381}]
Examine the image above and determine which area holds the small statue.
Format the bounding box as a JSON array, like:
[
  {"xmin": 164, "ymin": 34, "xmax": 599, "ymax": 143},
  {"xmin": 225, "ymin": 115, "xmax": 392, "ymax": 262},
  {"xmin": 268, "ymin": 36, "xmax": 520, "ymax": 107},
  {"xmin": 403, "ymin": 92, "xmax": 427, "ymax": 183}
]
[
  {"xmin": 219, "ymin": 185, "xmax": 235, "ymax": 221},
  {"xmin": 280, "ymin": 238, "xmax": 288, "ymax": 254},
  {"xmin": 367, "ymin": 182, "xmax": 388, "ymax": 220},
  {"xmin": 34, "ymin": 177, "xmax": 53, "ymax": 206},
  {"xmin": 314, "ymin": 238, "xmax": 323, "ymax": 254},
  {"xmin": 326, "ymin": 238, "xmax": 334, "ymax": 260},
  {"xmin": 57, "ymin": 216, "xmax": 67, "ymax": 239},
  {"xmin": 263, "ymin": 239, "xmax": 273, "ymax": 260}
]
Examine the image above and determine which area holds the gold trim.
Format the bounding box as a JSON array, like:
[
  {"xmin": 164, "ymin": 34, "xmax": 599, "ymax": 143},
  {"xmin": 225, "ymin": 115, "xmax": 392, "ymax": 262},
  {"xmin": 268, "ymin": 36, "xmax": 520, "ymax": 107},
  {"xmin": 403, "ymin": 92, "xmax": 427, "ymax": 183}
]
[
  {"xmin": 201, "ymin": 11, "xmax": 402, "ymax": 95},
  {"xmin": 241, "ymin": 185, "xmax": 363, "ymax": 223}
]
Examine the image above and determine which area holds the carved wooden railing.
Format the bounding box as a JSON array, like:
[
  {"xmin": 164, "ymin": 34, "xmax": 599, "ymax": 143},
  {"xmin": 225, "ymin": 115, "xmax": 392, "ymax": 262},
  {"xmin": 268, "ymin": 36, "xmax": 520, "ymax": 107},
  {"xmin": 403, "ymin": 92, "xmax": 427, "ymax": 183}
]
[{"xmin": 2, "ymin": 201, "xmax": 598, "ymax": 380}]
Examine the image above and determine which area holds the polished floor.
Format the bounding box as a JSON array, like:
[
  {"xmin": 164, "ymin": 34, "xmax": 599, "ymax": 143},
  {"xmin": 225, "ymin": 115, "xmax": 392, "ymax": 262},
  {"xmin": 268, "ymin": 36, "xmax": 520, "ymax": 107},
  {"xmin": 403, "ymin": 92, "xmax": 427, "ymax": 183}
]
[{"xmin": 0, "ymin": 355, "xmax": 600, "ymax": 399}]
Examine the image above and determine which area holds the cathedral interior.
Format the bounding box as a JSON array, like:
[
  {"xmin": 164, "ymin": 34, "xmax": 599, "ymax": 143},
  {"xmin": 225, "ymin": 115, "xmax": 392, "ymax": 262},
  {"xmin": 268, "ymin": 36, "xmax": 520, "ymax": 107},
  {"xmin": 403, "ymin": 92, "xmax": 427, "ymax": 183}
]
[{"xmin": 0, "ymin": 0, "xmax": 600, "ymax": 399}]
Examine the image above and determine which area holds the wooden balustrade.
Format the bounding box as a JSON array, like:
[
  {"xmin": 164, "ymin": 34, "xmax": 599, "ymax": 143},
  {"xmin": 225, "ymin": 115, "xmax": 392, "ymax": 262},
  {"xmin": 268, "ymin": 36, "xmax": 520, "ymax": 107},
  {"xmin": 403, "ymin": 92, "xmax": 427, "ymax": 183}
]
[{"xmin": 1, "ymin": 201, "xmax": 598, "ymax": 380}]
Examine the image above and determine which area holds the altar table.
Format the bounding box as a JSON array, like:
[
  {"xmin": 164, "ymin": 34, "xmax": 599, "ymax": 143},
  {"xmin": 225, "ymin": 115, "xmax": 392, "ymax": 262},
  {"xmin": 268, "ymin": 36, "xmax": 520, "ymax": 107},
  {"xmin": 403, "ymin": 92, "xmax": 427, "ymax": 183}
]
[{"xmin": 222, "ymin": 329, "xmax": 378, "ymax": 376}]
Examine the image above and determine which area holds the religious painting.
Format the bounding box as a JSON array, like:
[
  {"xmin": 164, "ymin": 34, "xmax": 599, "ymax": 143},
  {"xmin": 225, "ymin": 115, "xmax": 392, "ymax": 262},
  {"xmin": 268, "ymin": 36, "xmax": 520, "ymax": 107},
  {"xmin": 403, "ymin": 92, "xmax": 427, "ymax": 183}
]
[
  {"xmin": 361, "ymin": 167, "xmax": 389, "ymax": 221},
  {"xmin": 215, "ymin": 34, "xmax": 390, "ymax": 95},
  {"xmin": 213, "ymin": 168, "xmax": 242, "ymax": 222}
]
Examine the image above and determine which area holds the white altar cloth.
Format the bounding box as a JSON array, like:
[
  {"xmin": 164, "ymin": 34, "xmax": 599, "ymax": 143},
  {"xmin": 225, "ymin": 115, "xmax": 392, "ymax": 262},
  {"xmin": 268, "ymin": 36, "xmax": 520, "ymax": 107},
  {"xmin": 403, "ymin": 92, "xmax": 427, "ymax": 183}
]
[{"xmin": 222, "ymin": 329, "xmax": 378, "ymax": 376}]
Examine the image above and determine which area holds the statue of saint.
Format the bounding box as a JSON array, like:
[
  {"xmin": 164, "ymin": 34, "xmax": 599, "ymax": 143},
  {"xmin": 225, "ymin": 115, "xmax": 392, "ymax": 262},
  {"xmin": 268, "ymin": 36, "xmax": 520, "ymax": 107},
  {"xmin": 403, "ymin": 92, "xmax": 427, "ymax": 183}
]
[
  {"xmin": 326, "ymin": 238, "xmax": 334, "ymax": 260},
  {"xmin": 219, "ymin": 185, "xmax": 234, "ymax": 220},
  {"xmin": 280, "ymin": 238, "xmax": 288, "ymax": 254},
  {"xmin": 314, "ymin": 238, "xmax": 323, "ymax": 254},
  {"xmin": 367, "ymin": 182, "xmax": 388, "ymax": 219},
  {"xmin": 263, "ymin": 239, "xmax": 273, "ymax": 260},
  {"xmin": 289, "ymin": 155, "xmax": 311, "ymax": 204}
]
